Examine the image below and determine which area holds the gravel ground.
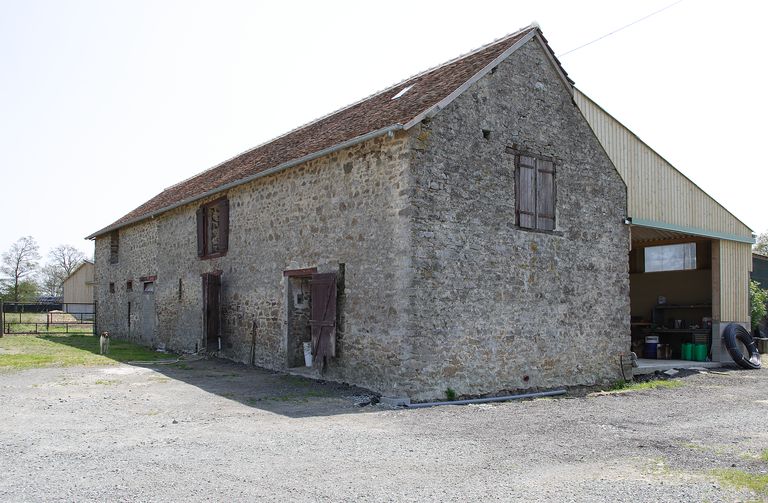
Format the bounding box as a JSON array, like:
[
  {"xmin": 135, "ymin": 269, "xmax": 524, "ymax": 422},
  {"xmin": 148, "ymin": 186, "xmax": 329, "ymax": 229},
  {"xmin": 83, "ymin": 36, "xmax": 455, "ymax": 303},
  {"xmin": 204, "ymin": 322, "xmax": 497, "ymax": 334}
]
[{"xmin": 1, "ymin": 358, "xmax": 767, "ymax": 502}]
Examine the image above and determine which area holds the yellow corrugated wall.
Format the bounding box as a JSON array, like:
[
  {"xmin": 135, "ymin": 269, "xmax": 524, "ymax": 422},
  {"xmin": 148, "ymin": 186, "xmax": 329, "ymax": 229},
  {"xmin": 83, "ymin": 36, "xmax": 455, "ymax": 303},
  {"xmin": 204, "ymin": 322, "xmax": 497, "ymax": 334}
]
[
  {"xmin": 62, "ymin": 262, "xmax": 95, "ymax": 304},
  {"xmin": 718, "ymin": 240, "xmax": 752, "ymax": 323},
  {"xmin": 574, "ymin": 90, "xmax": 752, "ymax": 239}
]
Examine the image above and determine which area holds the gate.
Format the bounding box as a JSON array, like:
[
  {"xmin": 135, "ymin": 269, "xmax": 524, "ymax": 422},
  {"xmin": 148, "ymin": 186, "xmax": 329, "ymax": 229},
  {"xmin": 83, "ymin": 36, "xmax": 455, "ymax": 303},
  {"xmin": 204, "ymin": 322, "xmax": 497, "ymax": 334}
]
[{"xmin": 1, "ymin": 301, "xmax": 97, "ymax": 335}]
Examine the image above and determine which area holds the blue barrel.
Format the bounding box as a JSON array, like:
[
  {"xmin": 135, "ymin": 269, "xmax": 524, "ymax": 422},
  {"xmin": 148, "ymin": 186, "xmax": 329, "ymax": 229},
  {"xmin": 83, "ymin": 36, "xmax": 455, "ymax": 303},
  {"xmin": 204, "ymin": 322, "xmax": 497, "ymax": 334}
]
[{"xmin": 644, "ymin": 336, "xmax": 659, "ymax": 359}]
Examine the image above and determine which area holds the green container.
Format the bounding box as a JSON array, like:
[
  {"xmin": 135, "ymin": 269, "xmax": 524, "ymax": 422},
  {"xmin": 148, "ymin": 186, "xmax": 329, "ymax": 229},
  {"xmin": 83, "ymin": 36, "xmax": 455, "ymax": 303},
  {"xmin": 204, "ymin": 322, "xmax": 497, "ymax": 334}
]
[
  {"xmin": 693, "ymin": 343, "xmax": 708, "ymax": 362},
  {"xmin": 681, "ymin": 343, "xmax": 693, "ymax": 361}
]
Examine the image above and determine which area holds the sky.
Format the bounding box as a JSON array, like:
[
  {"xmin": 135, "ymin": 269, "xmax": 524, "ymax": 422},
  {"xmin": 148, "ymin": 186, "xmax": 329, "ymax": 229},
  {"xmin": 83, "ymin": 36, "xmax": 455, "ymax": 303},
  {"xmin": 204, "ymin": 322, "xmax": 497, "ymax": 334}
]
[{"xmin": 1, "ymin": 0, "xmax": 766, "ymax": 263}]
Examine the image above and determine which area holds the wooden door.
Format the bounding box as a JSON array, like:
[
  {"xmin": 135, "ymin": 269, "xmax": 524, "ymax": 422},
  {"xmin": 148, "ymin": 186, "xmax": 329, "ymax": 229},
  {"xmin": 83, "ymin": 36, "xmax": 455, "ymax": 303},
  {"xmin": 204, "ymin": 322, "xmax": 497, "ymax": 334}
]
[
  {"xmin": 141, "ymin": 282, "xmax": 155, "ymax": 341},
  {"xmin": 202, "ymin": 273, "xmax": 221, "ymax": 351},
  {"xmin": 309, "ymin": 273, "xmax": 336, "ymax": 365}
]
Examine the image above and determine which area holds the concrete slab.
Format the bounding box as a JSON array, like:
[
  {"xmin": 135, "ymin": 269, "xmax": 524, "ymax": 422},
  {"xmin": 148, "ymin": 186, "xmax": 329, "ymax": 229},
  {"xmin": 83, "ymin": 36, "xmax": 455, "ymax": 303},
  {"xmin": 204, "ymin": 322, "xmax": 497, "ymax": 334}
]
[{"xmin": 634, "ymin": 358, "xmax": 722, "ymax": 375}]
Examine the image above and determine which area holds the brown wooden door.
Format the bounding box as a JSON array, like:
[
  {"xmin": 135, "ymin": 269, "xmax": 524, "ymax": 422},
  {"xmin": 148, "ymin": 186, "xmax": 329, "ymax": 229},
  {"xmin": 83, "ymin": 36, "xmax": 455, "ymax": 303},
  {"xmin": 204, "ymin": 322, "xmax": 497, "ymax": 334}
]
[
  {"xmin": 202, "ymin": 273, "xmax": 221, "ymax": 351},
  {"xmin": 310, "ymin": 273, "xmax": 336, "ymax": 364}
]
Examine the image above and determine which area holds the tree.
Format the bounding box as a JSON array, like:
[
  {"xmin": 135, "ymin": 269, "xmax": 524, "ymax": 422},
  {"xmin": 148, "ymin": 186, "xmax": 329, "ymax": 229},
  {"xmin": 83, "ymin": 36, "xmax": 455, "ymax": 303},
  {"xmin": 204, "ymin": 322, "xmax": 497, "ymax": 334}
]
[
  {"xmin": 48, "ymin": 244, "xmax": 85, "ymax": 278},
  {"xmin": 751, "ymin": 280, "xmax": 768, "ymax": 332},
  {"xmin": 0, "ymin": 279, "xmax": 39, "ymax": 302},
  {"xmin": 755, "ymin": 231, "xmax": 768, "ymax": 256},
  {"xmin": 39, "ymin": 263, "xmax": 65, "ymax": 297},
  {"xmin": 0, "ymin": 236, "xmax": 41, "ymax": 302}
]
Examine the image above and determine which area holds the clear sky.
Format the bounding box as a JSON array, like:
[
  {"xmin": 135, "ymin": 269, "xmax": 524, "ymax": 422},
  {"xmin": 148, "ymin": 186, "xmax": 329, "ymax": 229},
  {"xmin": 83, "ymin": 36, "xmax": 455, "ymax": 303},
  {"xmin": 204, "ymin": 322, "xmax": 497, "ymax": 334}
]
[{"xmin": 1, "ymin": 0, "xmax": 766, "ymax": 262}]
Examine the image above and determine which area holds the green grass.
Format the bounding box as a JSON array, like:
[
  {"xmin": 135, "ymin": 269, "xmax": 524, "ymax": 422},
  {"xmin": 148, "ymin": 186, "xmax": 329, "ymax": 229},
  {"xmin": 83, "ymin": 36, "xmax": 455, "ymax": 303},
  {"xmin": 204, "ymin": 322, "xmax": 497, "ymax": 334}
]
[
  {"xmin": 712, "ymin": 469, "xmax": 768, "ymax": 498},
  {"xmin": 0, "ymin": 334, "xmax": 172, "ymax": 370},
  {"xmin": 608, "ymin": 379, "xmax": 684, "ymax": 393}
]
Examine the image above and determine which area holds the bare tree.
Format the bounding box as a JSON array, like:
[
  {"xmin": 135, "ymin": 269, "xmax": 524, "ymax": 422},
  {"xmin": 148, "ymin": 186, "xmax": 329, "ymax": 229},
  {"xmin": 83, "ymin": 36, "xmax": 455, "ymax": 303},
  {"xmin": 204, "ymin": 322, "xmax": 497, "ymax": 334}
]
[
  {"xmin": 1, "ymin": 236, "xmax": 41, "ymax": 302},
  {"xmin": 49, "ymin": 244, "xmax": 86, "ymax": 278},
  {"xmin": 39, "ymin": 263, "xmax": 66, "ymax": 297}
]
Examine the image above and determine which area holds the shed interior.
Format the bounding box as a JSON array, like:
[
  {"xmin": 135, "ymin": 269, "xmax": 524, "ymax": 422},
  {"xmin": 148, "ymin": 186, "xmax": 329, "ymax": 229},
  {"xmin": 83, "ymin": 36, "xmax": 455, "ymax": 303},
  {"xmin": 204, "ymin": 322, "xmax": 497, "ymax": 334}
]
[{"xmin": 629, "ymin": 226, "xmax": 714, "ymax": 366}]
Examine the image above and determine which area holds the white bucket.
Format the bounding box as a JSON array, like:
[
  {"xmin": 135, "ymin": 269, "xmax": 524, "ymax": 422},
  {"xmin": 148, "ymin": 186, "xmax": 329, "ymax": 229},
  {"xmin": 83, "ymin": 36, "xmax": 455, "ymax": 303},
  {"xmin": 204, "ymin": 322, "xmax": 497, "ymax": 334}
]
[{"xmin": 303, "ymin": 342, "xmax": 313, "ymax": 367}]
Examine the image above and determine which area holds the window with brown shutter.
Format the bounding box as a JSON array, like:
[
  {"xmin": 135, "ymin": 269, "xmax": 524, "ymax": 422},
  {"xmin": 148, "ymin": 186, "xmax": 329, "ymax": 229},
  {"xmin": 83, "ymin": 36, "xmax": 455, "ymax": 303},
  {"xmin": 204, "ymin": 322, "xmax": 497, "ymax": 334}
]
[
  {"xmin": 109, "ymin": 231, "xmax": 119, "ymax": 264},
  {"xmin": 197, "ymin": 197, "xmax": 230, "ymax": 259},
  {"xmin": 515, "ymin": 154, "xmax": 556, "ymax": 231}
]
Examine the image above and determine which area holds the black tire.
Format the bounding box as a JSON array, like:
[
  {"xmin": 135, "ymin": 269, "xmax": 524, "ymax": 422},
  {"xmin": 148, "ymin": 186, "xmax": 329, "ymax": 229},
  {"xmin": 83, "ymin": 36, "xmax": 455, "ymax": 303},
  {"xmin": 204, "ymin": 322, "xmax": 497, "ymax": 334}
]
[{"xmin": 723, "ymin": 323, "xmax": 761, "ymax": 370}]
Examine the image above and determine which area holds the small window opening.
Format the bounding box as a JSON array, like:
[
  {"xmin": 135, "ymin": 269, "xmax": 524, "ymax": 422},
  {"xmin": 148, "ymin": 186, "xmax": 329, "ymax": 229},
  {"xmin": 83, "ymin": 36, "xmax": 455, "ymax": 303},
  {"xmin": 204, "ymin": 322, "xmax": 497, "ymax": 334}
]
[
  {"xmin": 126, "ymin": 280, "xmax": 133, "ymax": 292},
  {"xmin": 644, "ymin": 243, "xmax": 697, "ymax": 272},
  {"xmin": 109, "ymin": 282, "xmax": 115, "ymax": 294},
  {"xmin": 178, "ymin": 278, "xmax": 183, "ymax": 301},
  {"xmin": 482, "ymin": 129, "xmax": 492, "ymax": 140},
  {"xmin": 391, "ymin": 85, "xmax": 413, "ymax": 100}
]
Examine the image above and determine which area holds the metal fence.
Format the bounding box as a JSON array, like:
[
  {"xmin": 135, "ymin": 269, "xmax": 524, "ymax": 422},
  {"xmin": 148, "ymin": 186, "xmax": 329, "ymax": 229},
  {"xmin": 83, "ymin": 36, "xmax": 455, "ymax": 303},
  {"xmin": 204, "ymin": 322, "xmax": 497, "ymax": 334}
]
[{"xmin": 1, "ymin": 301, "xmax": 96, "ymax": 336}]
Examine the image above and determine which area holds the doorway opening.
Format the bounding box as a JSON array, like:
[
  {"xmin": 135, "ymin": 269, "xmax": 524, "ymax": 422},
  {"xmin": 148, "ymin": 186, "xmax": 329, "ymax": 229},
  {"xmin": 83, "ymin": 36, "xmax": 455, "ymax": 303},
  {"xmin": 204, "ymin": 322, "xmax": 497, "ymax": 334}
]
[
  {"xmin": 629, "ymin": 227, "xmax": 717, "ymax": 372},
  {"xmin": 202, "ymin": 272, "xmax": 221, "ymax": 352}
]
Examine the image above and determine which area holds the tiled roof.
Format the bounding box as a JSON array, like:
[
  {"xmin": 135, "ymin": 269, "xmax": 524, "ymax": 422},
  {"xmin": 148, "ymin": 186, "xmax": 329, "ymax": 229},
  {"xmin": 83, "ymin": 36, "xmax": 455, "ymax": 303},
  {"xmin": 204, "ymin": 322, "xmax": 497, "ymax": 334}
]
[{"xmin": 90, "ymin": 25, "xmax": 551, "ymax": 238}]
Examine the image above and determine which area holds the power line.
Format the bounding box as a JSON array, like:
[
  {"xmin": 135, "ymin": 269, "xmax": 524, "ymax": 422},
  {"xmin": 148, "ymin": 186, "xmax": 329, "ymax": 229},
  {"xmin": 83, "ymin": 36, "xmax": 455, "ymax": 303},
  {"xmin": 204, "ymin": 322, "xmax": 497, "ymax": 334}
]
[{"xmin": 558, "ymin": 0, "xmax": 684, "ymax": 57}]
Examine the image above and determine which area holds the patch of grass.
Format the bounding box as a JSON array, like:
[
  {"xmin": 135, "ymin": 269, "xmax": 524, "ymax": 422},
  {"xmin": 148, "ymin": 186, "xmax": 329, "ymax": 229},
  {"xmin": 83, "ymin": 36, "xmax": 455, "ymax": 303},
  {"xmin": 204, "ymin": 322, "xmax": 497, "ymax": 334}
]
[
  {"xmin": 281, "ymin": 375, "xmax": 310, "ymax": 387},
  {"xmin": 712, "ymin": 468, "xmax": 768, "ymax": 498},
  {"xmin": 0, "ymin": 334, "xmax": 172, "ymax": 370},
  {"xmin": 608, "ymin": 379, "xmax": 684, "ymax": 393},
  {"xmin": 761, "ymin": 450, "xmax": 768, "ymax": 463},
  {"xmin": 445, "ymin": 387, "xmax": 457, "ymax": 401},
  {"xmin": 94, "ymin": 379, "xmax": 118, "ymax": 385}
]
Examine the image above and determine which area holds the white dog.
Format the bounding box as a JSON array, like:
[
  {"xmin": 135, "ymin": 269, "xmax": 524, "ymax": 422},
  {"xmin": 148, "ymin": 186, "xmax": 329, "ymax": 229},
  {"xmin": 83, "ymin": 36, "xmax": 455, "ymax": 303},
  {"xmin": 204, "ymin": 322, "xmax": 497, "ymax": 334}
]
[{"xmin": 99, "ymin": 331, "xmax": 110, "ymax": 355}]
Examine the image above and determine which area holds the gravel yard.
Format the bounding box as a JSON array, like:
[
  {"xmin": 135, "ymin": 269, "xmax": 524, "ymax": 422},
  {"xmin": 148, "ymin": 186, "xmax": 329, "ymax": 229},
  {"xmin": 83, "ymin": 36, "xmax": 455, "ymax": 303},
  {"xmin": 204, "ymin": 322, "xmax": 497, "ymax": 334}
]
[{"xmin": 1, "ymin": 358, "xmax": 767, "ymax": 502}]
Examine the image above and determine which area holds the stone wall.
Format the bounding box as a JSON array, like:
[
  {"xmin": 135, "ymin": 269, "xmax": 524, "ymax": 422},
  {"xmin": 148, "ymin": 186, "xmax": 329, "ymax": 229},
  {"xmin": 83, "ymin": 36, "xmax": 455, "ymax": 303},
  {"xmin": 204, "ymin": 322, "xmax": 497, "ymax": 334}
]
[
  {"xmin": 95, "ymin": 133, "xmax": 414, "ymax": 395},
  {"xmin": 403, "ymin": 38, "xmax": 630, "ymax": 400},
  {"xmin": 95, "ymin": 219, "xmax": 160, "ymax": 345}
]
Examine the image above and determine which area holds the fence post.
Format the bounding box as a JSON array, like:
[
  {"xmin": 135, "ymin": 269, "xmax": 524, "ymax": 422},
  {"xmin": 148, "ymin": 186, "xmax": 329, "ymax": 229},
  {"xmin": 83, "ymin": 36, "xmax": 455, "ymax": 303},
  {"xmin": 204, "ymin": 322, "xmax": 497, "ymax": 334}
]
[
  {"xmin": 0, "ymin": 300, "xmax": 4, "ymax": 337},
  {"xmin": 93, "ymin": 300, "xmax": 98, "ymax": 337}
]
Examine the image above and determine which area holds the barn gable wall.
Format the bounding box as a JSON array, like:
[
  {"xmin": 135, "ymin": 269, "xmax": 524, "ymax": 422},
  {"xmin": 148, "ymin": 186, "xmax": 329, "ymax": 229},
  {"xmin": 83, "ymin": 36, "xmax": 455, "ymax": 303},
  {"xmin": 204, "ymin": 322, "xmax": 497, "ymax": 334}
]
[{"xmin": 404, "ymin": 38, "xmax": 630, "ymax": 399}]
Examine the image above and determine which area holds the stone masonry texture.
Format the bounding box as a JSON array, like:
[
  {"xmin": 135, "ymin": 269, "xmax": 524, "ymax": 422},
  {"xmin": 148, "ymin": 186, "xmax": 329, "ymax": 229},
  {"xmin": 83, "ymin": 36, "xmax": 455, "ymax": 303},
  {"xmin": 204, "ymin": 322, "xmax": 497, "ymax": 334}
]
[
  {"xmin": 94, "ymin": 37, "xmax": 629, "ymax": 400},
  {"xmin": 403, "ymin": 39, "xmax": 630, "ymax": 399}
]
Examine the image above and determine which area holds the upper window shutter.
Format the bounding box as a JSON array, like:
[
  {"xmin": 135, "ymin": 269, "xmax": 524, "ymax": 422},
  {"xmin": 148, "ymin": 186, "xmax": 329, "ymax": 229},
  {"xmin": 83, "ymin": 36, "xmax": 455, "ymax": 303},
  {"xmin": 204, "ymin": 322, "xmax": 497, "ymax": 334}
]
[
  {"xmin": 536, "ymin": 160, "xmax": 555, "ymax": 231},
  {"xmin": 218, "ymin": 198, "xmax": 230, "ymax": 253},
  {"xmin": 196, "ymin": 207, "xmax": 205, "ymax": 257},
  {"xmin": 516, "ymin": 156, "xmax": 536, "ymax": 229}
]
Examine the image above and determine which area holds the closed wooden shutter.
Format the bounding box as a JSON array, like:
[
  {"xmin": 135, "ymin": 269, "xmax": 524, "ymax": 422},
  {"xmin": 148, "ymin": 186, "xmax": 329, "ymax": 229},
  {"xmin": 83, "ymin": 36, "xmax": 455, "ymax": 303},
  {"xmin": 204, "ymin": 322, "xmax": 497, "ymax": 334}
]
[
  {"xmin": 516, "ymin": 155, "xmax": 536, "ymax": 229},
  {"xmin": 196, "ymin": 207, "xmax": 206, "ymax": 257},
  {"xmin": 310, "ymin": 273, "xmax": 337, "ymax": 365},
  {"xmin": 218, "ymin": 198, "xmax": 229, "ymax": 253},
  {"xmin": 516, "ymin": 155, "xmax": 556, "ymax": 230},
  {"xmin": 537, "ymin": 160, "xmax": 555, "ymax": 231}
]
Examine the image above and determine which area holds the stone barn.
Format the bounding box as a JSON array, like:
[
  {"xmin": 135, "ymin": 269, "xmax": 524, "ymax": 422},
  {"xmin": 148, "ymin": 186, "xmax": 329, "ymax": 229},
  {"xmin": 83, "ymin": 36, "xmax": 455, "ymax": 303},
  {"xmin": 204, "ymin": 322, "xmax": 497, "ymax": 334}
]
[{"xmin": 88, "ymin": 25, "xmax": 631, "ymax": 400}]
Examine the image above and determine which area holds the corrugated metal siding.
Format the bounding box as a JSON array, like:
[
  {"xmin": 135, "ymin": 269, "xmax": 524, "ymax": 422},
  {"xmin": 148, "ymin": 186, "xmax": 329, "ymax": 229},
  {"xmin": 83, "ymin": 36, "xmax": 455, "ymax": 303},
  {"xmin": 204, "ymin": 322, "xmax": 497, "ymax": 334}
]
[
  {"xmin": 719, "ymin": 240, "xmax": 752, "ymax": 323},
  {"xmin": 62, "ymin": 262, "xmax": 95, "ymax": 304},
  {"xmin": 574, "ymin": 90, "xmax": 752, "ymax": 239}
]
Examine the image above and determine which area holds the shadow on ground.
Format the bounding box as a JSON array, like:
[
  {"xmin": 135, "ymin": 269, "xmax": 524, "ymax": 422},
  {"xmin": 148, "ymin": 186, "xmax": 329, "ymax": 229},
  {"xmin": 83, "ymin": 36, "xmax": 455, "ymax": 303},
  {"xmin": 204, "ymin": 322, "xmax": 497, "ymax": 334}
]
[
  {"xmin": 40, "ymin": 334, "xmax": 380, "ymax": 418},
  {"xmin": 137, "ymin": 357, "xmax": 381, "ymax": 418}
]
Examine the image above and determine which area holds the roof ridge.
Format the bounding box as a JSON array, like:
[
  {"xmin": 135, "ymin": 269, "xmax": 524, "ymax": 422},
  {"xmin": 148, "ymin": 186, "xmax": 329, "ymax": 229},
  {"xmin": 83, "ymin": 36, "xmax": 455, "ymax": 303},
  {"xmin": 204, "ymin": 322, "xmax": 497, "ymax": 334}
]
[{"xmin": 162, "ymin": 24, "xmax": 537, "ymax": 193}]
